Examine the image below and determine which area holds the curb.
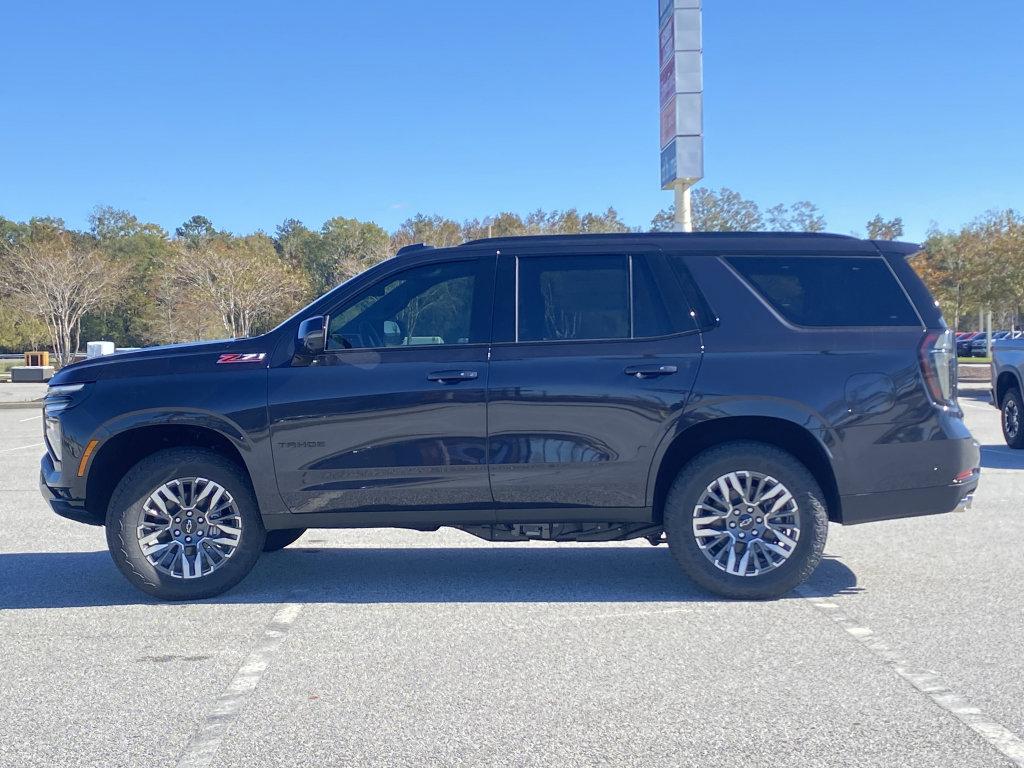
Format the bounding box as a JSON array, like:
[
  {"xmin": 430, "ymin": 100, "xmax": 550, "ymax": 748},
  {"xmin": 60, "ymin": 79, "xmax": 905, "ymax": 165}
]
[
  {"xmin": 0, "ymin": 401, "xmax": 43, "ymax": 410},
  {"xmin": 959, "ymin": 363, "xmax": 992, "ymax": 384}
]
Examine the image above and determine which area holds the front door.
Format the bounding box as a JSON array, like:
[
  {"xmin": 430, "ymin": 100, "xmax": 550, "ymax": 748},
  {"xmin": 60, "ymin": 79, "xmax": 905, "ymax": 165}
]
[
  {"xmin": 268, "ymin": 256, "xmax": 495, "ymax": 524},
  {"xmin": 486, "ymin": 247, "xmax": 703, "ymax": 518}
]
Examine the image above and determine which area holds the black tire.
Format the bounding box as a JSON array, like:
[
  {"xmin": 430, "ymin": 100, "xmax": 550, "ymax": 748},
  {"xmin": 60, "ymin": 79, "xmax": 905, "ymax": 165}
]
[
  {"xmin": 663, "ymin": 441, "xmax": 828, "ymax": 600},
  {"xmin": 263, "ymin": 528, "xmax": 306, "ymax": 552},
  {"xmin": 105, "ymin": 448, "xmax": 265, "ymax": 600},
  {"xmin": 1002, "ymin": 387, "xmax": 1024, "ymax": 449}
]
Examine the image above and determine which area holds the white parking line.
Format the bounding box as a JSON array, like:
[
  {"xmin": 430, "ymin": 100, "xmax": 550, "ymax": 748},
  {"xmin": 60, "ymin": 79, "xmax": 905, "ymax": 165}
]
[
  {"xmin": 18, "ymin": 414, "xmax": 41, "ymax": 422},
  {"xmin": 959, "ymin": 400, "xmax": 992, "ymax": 411},
  {"xmin": 798, "ymin": 586, "xmax": 1024, "ymax": 767},
  {"xmin": 0, "ymin": 442, "xmax": 43, "ymax": 453},
  {"xmin": 175, "ymin": 602, "xmax": 304, "ymax": 768}
]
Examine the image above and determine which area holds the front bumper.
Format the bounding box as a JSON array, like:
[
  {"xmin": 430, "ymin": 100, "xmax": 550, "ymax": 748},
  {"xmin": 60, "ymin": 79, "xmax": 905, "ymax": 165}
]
[{"xmin": 40, "ymin": 453, "xmax": 102, "ymax": 526}]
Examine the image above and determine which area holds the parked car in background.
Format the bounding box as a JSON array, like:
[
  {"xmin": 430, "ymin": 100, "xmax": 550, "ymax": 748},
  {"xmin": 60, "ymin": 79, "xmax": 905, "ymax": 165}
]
[
  {"xmin": 971, "ymin": 331, "xmax": 1012, "ymax": 358},
  {"xmin": 970, "ymin": 333, "xmax": 990, "ymax": 357},
  {"xmin": 958, "ymin": 332, "xmax": 982, "ymax": 357},
  {"xmin": 992, "ymin": 335, "xmax": 1024, "ymax": 448}
]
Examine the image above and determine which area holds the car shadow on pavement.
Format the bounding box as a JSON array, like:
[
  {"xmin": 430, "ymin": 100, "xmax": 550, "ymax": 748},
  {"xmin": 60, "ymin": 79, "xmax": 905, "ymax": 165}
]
[
  {"xmin": 980, "ymin": 444, "xmax": 1024, "ymax": 469},
  {"xmin": 0, "ymin": 547, "xmax": 858, "ymax": 610}
]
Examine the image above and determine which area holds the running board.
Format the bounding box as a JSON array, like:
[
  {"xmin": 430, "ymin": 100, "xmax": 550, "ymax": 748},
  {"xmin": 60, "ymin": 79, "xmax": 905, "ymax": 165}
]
[{"xmin": 456, "ymin": 522, "xmax": 664, "ymax": 543}]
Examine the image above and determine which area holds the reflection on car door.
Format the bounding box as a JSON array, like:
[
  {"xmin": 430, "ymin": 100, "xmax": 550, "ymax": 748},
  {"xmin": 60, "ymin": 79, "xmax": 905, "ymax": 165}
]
[
  {"xmin": 268, "ymin": 256, "xmax": 495, "ymax": 524},
  {"xmin": 486, "ymin": 248, "xmax": 702, "ymax": 519}
]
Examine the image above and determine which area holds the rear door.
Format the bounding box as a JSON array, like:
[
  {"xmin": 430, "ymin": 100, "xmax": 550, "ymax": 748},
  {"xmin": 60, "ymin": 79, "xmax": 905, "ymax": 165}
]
[
  {"xmin": 486, "ymin": 246, "xmax": 704, "ymax": 518},
  {"xmin": 268, "ymin": 255, "xmax": 495, "ymax": 523}
]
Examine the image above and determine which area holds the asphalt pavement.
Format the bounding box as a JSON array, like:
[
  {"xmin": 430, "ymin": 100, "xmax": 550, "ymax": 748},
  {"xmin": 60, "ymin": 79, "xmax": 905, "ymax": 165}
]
[{"xmin": 1, "ymin": 386, "xmax": 1022, "ymax": 767}]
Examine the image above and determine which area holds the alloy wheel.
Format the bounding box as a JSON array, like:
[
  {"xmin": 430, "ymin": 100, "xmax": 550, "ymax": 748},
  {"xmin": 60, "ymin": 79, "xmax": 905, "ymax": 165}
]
[
  {"xmin": 136, "ymin": 478, "xmax": 243, "ymax": 579},
  {"xmin": 1005, "ymin": 398, "xmax": 1020, "ymax": 440},
  {"xmin": 692, "ymin": 471, "xmax": 801, "ymax": 577}
]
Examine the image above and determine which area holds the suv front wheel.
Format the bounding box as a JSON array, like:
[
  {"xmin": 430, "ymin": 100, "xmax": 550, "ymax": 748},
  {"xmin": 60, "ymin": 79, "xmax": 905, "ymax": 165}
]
[
  {"xmin": 663, "ymin": 442, "xmax": 828, "ymax": 600},
  {"xmin": 1001, "ymin": 387, "xmax": 1024, "ymax": 449},
  {"xmin": 105, "ymin": 448, "xmax": 266, "ymax": 600}
]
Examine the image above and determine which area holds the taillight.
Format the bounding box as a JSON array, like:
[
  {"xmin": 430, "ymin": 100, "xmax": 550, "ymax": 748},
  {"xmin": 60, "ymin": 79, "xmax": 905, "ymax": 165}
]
[{"xmin": 919, "ymin": 329, "xmax": 956, "ymax": 406}]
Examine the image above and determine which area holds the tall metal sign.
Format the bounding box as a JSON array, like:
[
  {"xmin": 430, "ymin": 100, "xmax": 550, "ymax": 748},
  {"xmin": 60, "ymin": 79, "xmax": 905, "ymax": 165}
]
[{"xmin": 659, "ymin": 0, "xmax": 703, "ymax": 231}]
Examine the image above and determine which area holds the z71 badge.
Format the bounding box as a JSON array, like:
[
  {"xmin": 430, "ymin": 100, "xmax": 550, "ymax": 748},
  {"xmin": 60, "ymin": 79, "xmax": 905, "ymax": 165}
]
[{"xmin": 217, "ymin": 353, "xmax": 267, "ymax": 364}]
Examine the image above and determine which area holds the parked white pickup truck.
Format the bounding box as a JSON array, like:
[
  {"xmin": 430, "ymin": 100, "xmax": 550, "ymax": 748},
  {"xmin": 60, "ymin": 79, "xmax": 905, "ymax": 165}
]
[{"xmin": 992, "ymin": 336, "xmax": 1024, "ymax": 448}]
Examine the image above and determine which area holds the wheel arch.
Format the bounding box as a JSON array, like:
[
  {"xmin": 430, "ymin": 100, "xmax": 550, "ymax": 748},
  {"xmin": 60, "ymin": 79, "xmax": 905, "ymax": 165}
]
[
  {"xmin": 85, "ymin": 422, "xmax": 255, "ymax": 522},
  {"xmin": 649, "ymin": 415, "xmax": 842, "ymax": 524},
  {"xmin": 995, "ymin": 369, "xmax": 1022, "ymax": 406}
]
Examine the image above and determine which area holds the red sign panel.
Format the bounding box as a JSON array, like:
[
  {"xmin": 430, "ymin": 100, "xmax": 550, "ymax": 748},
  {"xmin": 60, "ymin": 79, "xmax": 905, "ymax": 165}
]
[
  {"xmin": 660, "ymin": 97, "xmax": 676, "ymax": 150},
  {"xmin": 660, "ymin": 57, "xmax": 675, "ymax": 107}
]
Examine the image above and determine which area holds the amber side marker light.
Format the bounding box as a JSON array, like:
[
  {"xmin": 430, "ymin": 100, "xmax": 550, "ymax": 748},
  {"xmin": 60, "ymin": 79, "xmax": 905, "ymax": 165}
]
[{"xmin": 77, "ymin": 440, "xmax": 99, "ymax": 477}]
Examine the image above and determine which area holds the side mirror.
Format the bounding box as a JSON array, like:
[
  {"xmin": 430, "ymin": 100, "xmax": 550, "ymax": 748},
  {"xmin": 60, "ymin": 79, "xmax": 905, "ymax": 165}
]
[
  {"xmin": 297, "ymin": 315, "xmax": 326, "ymax": 355},
  {"xmin": 383, "ymin": 320, "xmax": 402, "ymax": 346}
]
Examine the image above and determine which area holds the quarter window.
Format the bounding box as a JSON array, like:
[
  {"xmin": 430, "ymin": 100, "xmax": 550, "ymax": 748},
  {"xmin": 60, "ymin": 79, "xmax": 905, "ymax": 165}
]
[{"xmin": 727, "ymin": 256, "xmax": 920, "ymax": 327}]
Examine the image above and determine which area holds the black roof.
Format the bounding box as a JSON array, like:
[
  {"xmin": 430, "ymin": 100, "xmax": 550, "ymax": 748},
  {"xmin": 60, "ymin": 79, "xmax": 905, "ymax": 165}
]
[{"xmin": 396, "ymin": 232, "xmax": 921, "ymax": 260}]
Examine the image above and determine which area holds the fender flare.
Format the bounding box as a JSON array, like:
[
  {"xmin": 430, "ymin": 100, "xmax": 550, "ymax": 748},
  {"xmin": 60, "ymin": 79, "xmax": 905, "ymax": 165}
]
[{"xmin": 644, "ymin": 395, "xmax": 842, "ymax": 508}]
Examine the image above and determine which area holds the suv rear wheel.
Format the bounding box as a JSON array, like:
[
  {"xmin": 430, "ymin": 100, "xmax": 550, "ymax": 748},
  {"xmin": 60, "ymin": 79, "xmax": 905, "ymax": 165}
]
[
  {"xmin": 105, "ymin": 448, "xmax": 265, "ymax": 600},
  {"xmin": 1001, "ymin": 387, "xmax": 1024, "ymax": 449},
  {"xmin": 663, "ymin": 442, "xmax": 828, "ymax": 600}
]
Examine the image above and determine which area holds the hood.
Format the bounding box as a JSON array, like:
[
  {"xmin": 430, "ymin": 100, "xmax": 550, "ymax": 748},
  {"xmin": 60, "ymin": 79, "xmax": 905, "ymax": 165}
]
[{"xmin": 49, "ymin": 336, "xmax": 274, "ymax": 386}]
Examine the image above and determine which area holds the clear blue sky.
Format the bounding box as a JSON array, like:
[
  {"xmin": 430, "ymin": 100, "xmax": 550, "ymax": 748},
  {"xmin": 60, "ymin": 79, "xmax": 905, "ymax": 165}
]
[{"xmin": 1, "ymin": 0, "xmax": 1021, "ymax": 240}]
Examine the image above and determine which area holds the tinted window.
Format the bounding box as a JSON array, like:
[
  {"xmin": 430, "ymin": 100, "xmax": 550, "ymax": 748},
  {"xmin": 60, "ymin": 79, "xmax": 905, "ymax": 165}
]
[
  {"xmin": 632, "ymin": 254, "xmax": 700, "ymax": 337},
  {"xmin": 727, "ymin": 256, "xmax": 919, "ymax": 327},
  {"xmin": 326, "ymin": 260, "xmax": 479, "ymax": 350},
  {"xmin": 518, "ymin": 255, "xmax": 629, "ymax": 342}
]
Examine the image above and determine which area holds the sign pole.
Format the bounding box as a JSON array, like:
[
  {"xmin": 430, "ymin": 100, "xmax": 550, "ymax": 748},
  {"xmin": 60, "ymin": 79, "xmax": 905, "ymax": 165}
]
[
  {"xmin": 659, "ymin": 1, "xmax": 703, "ymax": 230},
  {"xmin": 674, "ymin": 182, "xmax": 693, "ymax": 232}
]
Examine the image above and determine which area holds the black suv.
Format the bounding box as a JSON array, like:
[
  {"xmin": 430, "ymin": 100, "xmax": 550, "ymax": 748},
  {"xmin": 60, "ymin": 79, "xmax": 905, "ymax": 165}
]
[{"xmin": 40, "ymin": 233, "xmax": 979, "ymax": 600}]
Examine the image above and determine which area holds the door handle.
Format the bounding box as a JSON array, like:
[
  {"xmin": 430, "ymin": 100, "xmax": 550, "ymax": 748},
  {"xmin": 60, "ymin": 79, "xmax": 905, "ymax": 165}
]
[
  {"xmin": 624, "ymin": 364, "xmax": 678, "ymax": 379},
  {"xmin": 427, "ymin": 370, "xmax": 480, "ymax": 383}
]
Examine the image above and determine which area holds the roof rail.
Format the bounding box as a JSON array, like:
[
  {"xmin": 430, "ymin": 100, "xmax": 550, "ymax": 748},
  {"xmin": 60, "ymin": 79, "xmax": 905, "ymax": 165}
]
[
  {"xmin": 459, "ymin": 231, "xmax": 860, "ymax": 247},
  {"xmin": 395, "ymin": 243, "xmax": 435, "ymax": 256}
]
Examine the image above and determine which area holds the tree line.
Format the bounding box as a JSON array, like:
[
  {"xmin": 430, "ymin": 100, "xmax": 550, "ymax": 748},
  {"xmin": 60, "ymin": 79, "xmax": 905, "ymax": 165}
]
[{"xmin": 0, "ymin": 189, "xmax": 1020, "ymax": 363}]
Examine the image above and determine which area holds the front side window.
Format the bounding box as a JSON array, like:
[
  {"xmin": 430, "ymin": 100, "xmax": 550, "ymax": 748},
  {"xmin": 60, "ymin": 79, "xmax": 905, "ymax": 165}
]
[
  {"xmin": 727, "ymin": 256, "xmax": 920, "ymax": 327},
  {"xmin": 326, "ymin": 260, "xmax": 479, "ymax": 350},
  {"xmin": 517, "ymin": 255, "xmax": 630, "ymax": 342}
]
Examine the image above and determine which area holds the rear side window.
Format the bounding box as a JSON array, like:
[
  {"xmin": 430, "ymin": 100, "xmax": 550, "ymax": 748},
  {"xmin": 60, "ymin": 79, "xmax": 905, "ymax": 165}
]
[
  {"xmin": 518, "ymin": 255, "xmax": 630, "ymax": 341},
  {"xmin": 726, "ymin": 256, "xmax": 920, "ymax": 327}
]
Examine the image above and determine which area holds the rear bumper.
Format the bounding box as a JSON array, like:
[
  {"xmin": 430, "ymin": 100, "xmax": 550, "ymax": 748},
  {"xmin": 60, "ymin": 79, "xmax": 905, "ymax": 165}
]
[{"xmin": 839, "ymin": 475, "xmax": 977, "ymax": 525}]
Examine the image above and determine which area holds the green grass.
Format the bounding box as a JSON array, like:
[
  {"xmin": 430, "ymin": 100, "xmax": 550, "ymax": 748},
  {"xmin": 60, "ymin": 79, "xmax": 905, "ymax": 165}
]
[{"xmin": 959, "ymin": 357, "xmax": 991, "ymax": 364}]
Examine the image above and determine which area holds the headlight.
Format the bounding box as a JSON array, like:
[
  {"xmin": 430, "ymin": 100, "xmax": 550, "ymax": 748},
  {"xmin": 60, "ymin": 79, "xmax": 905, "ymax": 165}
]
[
  {"xmin": 43, "ymin": 383, "xmax": 89, "ymax": 463},
  {"xmin": 47, "ymin": 383, "xmax": 85, "ymax": 397},
  {"xmin": 44, "ymin": 416, "xmax": 63, "ymax": 463}
]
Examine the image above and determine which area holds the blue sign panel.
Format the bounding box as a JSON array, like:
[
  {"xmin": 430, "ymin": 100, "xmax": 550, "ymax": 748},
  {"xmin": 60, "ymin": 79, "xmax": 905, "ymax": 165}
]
[{"xmin": 661, "ymin": 140, "xmax": 677, "ymax": 188}]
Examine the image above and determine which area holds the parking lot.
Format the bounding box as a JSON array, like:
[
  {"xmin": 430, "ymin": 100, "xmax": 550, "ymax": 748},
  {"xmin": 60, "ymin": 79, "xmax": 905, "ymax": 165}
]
[{"xmin": 1, "ymin": 385, "xmax": 1022, "ymax": 767}]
